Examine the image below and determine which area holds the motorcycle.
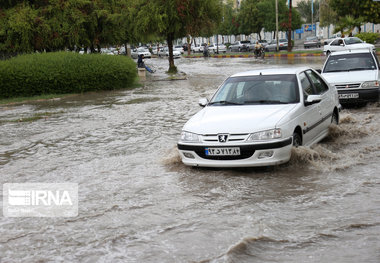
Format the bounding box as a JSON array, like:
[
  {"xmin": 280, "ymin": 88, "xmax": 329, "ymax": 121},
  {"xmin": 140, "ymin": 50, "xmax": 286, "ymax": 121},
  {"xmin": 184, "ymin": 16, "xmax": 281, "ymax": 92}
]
[
  {"xmin": 254, "ymin": 47, "xmax": 265, "ymax": 59},
  {"xmin": 203, "ymin": 48, "xmax": 210, "ymax": 57}
]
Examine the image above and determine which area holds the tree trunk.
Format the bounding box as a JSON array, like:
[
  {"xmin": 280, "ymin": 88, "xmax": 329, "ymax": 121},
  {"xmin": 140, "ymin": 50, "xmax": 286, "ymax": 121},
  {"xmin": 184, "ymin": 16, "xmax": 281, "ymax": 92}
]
[
  {"xmin": 187, "ymin": 35, "xmax": 191, "ymax": 56},
  {"xmin": 167, "ymin": 33, "xmax": 177, "ymax": 73},
  {"xmin": 288, "ymin": 0, "xmax": 292, "ymax": 52}
]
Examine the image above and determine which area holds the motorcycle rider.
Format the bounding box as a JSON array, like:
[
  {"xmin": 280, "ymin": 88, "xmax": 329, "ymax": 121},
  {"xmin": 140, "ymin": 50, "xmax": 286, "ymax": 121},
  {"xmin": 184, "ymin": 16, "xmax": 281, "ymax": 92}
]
[{"xmin": 254, "ymin": 41, "xmax": 263, "ymax": 57}]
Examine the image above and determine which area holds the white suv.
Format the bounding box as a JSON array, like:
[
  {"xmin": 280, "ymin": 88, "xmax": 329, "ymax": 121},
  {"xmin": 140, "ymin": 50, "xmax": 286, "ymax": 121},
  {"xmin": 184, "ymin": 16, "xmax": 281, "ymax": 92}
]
[{"xmin": 321, "ymin": 49, "xmax": 379, "ymax": 105}]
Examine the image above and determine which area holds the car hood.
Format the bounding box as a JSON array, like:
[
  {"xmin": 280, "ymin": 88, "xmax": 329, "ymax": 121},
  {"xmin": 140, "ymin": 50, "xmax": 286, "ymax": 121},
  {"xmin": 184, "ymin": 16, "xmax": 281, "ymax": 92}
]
[
  {"xmin": 182, "ymin": 104, "xmax": 297, "ymax": 134},
  {"xmin": 322, "ymin": 70, "xmax": 378, "ymax": 84},
  {"xmin": 347, "ymin": 43, "xmax": 374, "ymax": 49}
]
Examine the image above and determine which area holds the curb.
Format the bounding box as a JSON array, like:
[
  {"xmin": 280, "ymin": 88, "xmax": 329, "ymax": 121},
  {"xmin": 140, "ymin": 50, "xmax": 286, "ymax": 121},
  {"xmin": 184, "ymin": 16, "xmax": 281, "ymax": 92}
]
[
  {"xmin": 184, "ymin": 53, "xmax": 325, "ymax": 58},
  {"xmin": 184, "ymin": 51, "xmax": 380, "ymax": 59}
]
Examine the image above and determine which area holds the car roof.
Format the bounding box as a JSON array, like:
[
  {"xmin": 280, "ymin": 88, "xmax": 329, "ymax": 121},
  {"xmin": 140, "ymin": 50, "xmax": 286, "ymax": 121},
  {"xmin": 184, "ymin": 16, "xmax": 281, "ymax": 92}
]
[
  {"xmin": 230, "ymin": 67, "xmax": 311, "ymax": 77},
  {"xmin": 328, "ymin": 48, "xmax": 374, "ymax": 56}
]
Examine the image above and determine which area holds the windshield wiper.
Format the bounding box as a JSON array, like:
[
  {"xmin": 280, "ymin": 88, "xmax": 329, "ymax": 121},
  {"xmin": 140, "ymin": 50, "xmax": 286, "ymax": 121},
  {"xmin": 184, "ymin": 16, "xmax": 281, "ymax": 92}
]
[
  {"xmin": 325, "ymin": 70, "xmax": 350, "ymax": 73},
  {"xmin": 348, "ymin": 68, "xmax": 373, "ymax": 71},
  {"xmin": 208, "ymin": 100, "xmax": 242, "ymax": 105},
  {"xmin": 244, "ymin": 100, "xmax": 288, "ymax": 104}
]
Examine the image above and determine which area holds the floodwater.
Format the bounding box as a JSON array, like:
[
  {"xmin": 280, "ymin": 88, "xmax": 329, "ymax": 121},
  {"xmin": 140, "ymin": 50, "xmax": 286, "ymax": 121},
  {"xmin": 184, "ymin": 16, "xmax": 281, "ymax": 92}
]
[{"xmin": 0, "ymin": 56, "xmax": 379, "ymax": 263}]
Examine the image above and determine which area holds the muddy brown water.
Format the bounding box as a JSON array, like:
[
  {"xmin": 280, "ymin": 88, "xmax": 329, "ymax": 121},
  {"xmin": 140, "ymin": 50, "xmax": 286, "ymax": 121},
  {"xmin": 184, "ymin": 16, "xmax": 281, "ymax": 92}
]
[{"xmin": 1, "ymin": 57, "xmax": 379, "ymax": 263}]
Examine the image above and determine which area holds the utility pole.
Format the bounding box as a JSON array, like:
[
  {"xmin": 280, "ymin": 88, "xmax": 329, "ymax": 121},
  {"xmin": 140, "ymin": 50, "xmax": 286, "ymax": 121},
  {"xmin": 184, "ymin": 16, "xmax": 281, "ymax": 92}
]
[
  {"xmin": 287, "ymin": 0, "xmax": 292, "ymax": 52},
  {"xmin": 275, "ymin": 0, "xmax": 279, "ymax": 52},
  {"xmin": 311, "ymin": 0, "xmax": 314, "ymax": 36}
]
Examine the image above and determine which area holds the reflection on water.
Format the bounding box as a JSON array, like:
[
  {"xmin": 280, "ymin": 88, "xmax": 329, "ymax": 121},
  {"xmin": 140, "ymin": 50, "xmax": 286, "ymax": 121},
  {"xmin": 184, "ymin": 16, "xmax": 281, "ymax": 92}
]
[{"xmin": 0, "ymin": 57, "xmax": 379, "ymax": 263}]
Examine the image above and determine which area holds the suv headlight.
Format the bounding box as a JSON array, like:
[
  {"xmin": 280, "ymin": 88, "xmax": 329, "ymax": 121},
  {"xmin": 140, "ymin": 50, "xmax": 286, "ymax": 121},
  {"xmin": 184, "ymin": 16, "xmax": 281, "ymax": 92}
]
[
  {"xmin": 180, "ymin": 131, "xmax": 200, "ymax": 142},
  {"xmin": 247, "ymin": 128, "xmax": 282, "ymax": 141},
  {"xmin": 361, "ymin": 81, "xmax": 379, "ymax": 89}
]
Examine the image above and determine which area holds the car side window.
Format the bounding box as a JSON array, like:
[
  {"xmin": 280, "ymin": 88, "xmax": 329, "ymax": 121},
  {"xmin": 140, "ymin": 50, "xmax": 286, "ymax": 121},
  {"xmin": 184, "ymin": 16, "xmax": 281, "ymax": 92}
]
[
  {"xmin": 299, "ymin": 72, "xmax": 315, "ymax": 99},
  {"xmin": 305, "ymin": 70, "xmax": 329, "ymax": 94},
  {"xmin": 331, "ymin": 39, "xmax": 340, "ymax": 46}
]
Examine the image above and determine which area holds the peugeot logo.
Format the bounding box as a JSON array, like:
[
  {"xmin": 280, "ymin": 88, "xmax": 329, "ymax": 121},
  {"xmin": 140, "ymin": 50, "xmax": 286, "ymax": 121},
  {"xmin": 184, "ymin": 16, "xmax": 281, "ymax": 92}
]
[{"xmin": 218, "ymin": 134, "xmax": 228, "ymax": 143}]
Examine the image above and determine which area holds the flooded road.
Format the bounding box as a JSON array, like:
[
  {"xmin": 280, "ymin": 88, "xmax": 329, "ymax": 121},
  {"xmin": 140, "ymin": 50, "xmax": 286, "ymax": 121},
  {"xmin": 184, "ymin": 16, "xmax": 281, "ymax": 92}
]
[{"xmin": 1, "ymin": 57, "xmax": 380, "ymax": 263}]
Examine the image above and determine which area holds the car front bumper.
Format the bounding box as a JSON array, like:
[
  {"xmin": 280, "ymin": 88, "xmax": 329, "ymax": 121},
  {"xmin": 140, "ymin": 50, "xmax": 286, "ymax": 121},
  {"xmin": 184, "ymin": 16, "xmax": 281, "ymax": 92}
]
[
  {"xmin": 177, "ymin": 137, "xmax": 293, "ymax": 167},
  {"xmin": 337, "ymin": 88, "xmax": 379, "ymax": 104}
]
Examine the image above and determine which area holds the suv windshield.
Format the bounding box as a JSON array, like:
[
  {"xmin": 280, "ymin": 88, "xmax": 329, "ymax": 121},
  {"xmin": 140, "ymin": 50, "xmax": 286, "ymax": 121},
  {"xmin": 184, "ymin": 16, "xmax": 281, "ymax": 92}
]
[
  {"xmin": 323, "ymin": 53, "xmax": 377, "ymax": 73},
  {"xmin": 210, "ymin": 74, "xmax": 299, "ymax": 105}
]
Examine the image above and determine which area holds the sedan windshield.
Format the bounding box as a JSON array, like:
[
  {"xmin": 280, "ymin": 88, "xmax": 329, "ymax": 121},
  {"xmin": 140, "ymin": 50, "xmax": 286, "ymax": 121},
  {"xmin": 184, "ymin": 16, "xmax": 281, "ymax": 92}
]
[
  {"xmin": 323, "ymin": 53, "xmax": 376, "ymax": 73},
  {"xmin": 344, "ymin": 37, "xmax": 363, "ymax": 45},
  {"xmin": 210, "ymin": 74, "xmax": 299, "ymax": 105}
]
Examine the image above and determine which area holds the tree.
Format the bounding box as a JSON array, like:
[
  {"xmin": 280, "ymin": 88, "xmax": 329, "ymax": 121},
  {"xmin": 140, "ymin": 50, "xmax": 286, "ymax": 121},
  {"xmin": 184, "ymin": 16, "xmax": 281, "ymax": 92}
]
[
  {"xmin": 296, "ymin": 0, "xmax": 319, "ymax": 23},
  {"xmin": 217, "ymin": 0, "xmax": 239, "ymax": 42},
  {"xmin": 0, "ymin": 0, "xmax": 136, "ymax": 54},
  {"xmin": 258, "ymin": 0, "xmax": 301, "ymax": 39},
  {"xmin": 237, "ymin": 0, "xmax": 262, "ymax": 37},
  {"xmin": 330, "ymin": 0, "xmax": 380, "ymax": 24},
  {"xmin": 135, "ymin": 0, "xmax": 221, "ymax": 73},
  {"xmin": 319, "ymin": 0, "xmax": 338, "ymax": 27},
  {"xmin": 334, "ymin": 15, "xmax": 364, "ymax": 36}
]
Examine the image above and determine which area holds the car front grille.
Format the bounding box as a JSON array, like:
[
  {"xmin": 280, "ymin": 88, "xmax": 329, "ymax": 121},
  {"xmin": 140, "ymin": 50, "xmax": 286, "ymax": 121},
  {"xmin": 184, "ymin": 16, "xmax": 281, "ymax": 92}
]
[
  {"xmin": 201, "ymin": 134, "xmax": 249, "ymax": 143},
  {"xmin": 335, "ymin": 83, "xmax": 361, "ymax": 89}
]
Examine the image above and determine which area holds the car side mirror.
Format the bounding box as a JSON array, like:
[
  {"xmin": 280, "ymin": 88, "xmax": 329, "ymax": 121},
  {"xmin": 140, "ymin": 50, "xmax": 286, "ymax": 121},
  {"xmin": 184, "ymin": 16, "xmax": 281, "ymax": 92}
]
[
  {"xmin": 305, "ymin": 95, "xmax": 322, "ymax": 106},
  {"xmin": 198, "ymin": 98, "xmax": 209, "ymax": 107},
  {"xmin": 315, "ymin": 69, "xmax": 322, "ymax": 74}
]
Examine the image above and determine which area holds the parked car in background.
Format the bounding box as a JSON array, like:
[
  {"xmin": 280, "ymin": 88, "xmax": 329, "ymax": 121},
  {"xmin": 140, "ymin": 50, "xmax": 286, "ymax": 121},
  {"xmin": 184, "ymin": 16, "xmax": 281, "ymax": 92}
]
[
  {"xmin": 191, "ymin": 44, "xmax": 201, "ymax": 53},
  {"xmin": 199, "ymin": 43, "xmax": 207, "ymax": 53},
  {"xmin": 174, "ymin": 45, "xmax": 184, "ymax": 54},
  {"xmin": 229, "ymin": 40, "xmax": 252, "ymax": 52},
  {"xmin": 208, "ymin": 43, "xmax": 227, "ymax": 53},
  {"xmin": 321, "ymin": 49, "xmax": 379, "ymax": 105},
  {"xmin": 304, "ymin": 36, "xmax": 321, "ymax": 48},
  {"xmin": 265, "ymin": 39, "xmax": 288, "ymax": 52},
  {"xmin": 131, "ymin": 47, "xmax": 151, "ymax": 59},
  {"xmin": 177, "ymin": 67, "xmax": 340, "ymax": 167},
  {"xmin": 323, "ymin": 37, "xmax": 375, "ymax": 56},
  {"xmin": 157, "ymin": 47, "xmax": 181, "ymax": 58},
  {"xmin": 258, "ymin": 39, "xmax": 268, "ymax": 47}
]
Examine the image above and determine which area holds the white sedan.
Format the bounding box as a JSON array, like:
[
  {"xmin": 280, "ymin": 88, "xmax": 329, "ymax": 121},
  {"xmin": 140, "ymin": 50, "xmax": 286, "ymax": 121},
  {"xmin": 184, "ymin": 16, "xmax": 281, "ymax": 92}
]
[
  {"xmin": 323, "ymin": 37, "xmax": 375, "ymax": 56},
  {"xmin": 178, "ymin": 67, "xmax": 341, "ymax": 167},
  {"xmin": 157, "ymin": 47, "xmax": 181, "ymax": 58},
  {"xmin": 208, "ymin": 44, "xmax": 227, "ymax": 53},
  {"xmin": 131, "ymin": 47, "xmax": 151, "ymax": 59}
]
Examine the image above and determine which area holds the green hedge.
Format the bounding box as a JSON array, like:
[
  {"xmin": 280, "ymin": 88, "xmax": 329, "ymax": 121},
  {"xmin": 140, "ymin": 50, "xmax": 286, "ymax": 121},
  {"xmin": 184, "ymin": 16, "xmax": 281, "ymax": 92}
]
[
  {"xmin": 355, "ymin": 32, "xmax": 380, "ymax": 44},
  {"xmin": 0, "ymin": 52, "xmax": 137, "ymax": 99}
]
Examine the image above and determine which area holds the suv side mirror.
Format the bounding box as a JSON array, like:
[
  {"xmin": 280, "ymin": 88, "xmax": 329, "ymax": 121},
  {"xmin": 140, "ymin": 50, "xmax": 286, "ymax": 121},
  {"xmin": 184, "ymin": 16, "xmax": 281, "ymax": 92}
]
[
  {"xmin": 198, "ymin": 98, "xmax": 209, "ymax": 107},
  {"xmin": 305, "ymin": 95, "xmax": 322, "ymax": 106}
]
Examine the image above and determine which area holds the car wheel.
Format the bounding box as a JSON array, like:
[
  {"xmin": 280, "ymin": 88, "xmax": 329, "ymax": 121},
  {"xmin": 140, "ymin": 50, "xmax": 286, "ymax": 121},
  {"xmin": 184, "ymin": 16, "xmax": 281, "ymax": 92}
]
[
  {"xmin": 331, "ymin": 111, "xmax": 339, "ymax": 125},
  {"xmin": 293, "ymin": 132, "xmax": 302, "ymax": 147}
]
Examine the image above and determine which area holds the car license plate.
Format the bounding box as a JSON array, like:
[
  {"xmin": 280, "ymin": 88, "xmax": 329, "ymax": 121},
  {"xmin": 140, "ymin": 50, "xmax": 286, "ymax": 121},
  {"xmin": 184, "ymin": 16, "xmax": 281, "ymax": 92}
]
[
  {"xmin": 339, "ymin": 93, "xmax": 359, "ymax": 99},
  {"xmin": 205, "ymin": 147, "xmax": 240, "ymax": 156}
]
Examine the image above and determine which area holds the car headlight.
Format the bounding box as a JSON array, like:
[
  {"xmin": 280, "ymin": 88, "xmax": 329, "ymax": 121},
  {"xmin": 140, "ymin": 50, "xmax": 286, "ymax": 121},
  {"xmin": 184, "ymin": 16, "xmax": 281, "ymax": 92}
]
[
  {"xmin": 180, "ymin": 131, "xmax": 200, "ymax": 142},
  {"xmin": 247, "ymin": 128, "xmax": 282, "ymax": 141},
  {"xmin": 361, "ymin": 81, "xmax": 379, "ymax": 89}
]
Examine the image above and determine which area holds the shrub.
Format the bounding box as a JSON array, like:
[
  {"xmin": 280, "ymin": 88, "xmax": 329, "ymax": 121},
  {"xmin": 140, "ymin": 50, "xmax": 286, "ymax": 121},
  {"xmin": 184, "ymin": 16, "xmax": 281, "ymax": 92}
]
[
  {"xmin": 355, "ymin": 32, "xmax": 380, "ymax": 44},
  {"xmin": 0, "ymin": 52, "xmax": 138, "ymax": 99}
]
